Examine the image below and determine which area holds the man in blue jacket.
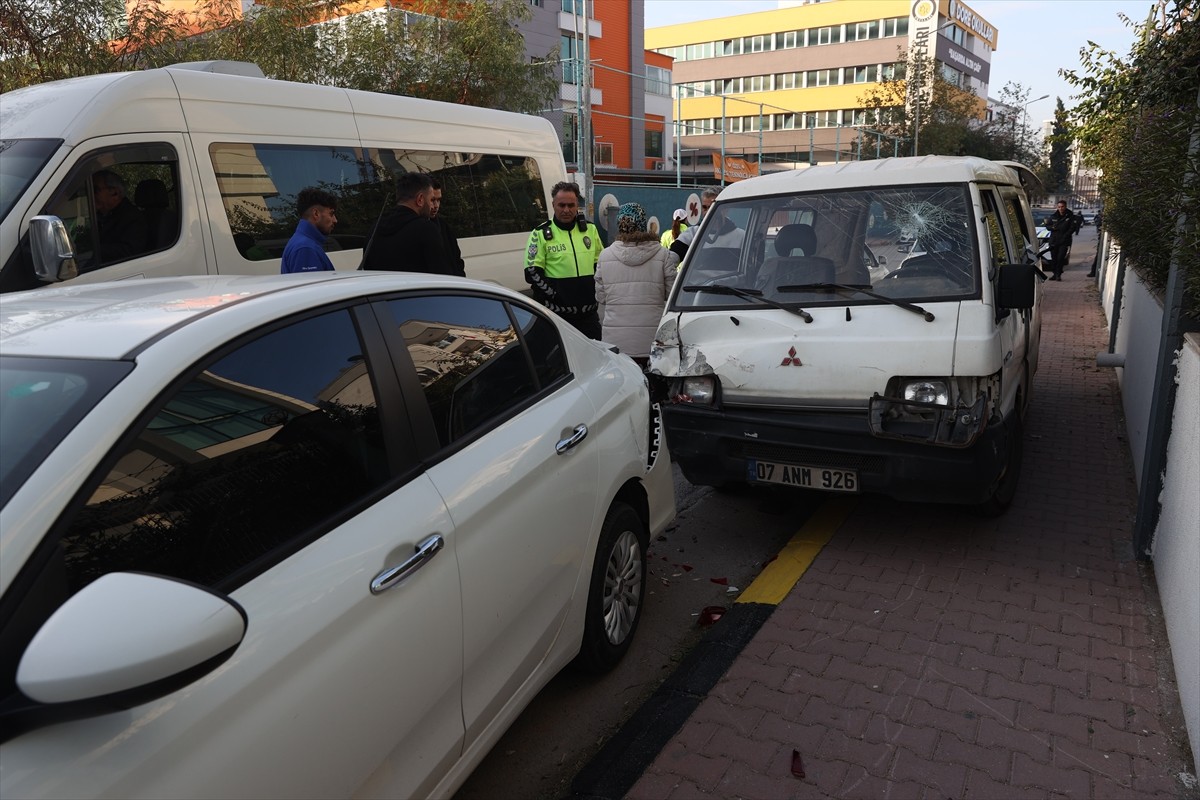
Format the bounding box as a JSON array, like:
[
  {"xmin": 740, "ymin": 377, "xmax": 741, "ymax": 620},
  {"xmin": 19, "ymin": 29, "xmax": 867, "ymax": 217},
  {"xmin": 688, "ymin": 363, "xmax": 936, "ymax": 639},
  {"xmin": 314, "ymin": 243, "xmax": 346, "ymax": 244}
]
[{"xmin": 281, "ymin": 188, "xmax": 338, "ymax": 273}]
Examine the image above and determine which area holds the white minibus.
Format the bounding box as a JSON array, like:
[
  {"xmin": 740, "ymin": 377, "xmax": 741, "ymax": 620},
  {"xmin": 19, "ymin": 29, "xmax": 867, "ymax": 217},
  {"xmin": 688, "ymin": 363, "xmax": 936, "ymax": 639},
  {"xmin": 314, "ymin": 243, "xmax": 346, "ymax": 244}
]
[{"xmin": 0, "ymin": 62, "xmax": 566, "ymax": 293}]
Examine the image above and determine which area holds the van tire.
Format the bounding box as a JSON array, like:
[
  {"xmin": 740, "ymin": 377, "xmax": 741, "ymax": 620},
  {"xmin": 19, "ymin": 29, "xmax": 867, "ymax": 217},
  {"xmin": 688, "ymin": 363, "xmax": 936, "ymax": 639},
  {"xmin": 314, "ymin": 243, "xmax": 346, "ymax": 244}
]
[
  {"xmin": 976, "ymin": 412, "xmax": 1023, "ymax": 517},
  {"xmin": 573, "ymin": 501, "xmax": 647, "ymax": 673}
]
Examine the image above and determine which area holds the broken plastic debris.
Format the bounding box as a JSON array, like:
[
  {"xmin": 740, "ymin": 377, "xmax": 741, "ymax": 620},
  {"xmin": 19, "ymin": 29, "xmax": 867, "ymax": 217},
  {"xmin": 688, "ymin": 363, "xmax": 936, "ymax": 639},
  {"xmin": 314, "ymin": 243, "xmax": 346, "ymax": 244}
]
[
  {"xmin": 791, "ymin": 749, "xmax": 806, "ymax": 779},
  {"xmin": 710, "ymin": 577, "xmax": 728, "ymax": 585},
  {"xmin": 698, "ymin": 606, "xmax": 725, "ymax": 626},
  {"xmin": 726, "ymin": 586, "xmax": 739, "ymax": 594},
  {"xmin": 679, "ymin": 564, "xmax": 694, "ymax": 572}
]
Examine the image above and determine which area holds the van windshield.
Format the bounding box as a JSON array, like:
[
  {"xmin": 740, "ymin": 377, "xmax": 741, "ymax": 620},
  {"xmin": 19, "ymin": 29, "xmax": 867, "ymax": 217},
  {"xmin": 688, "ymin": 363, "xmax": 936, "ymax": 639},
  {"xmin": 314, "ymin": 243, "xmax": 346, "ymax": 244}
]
[
  {"xmin": 673, "ymin": 184, "xmax": 979, "ymax": 310},
  {"xmin": 0, "ymin": 139, "xmax": 61, "ymax": 224}
]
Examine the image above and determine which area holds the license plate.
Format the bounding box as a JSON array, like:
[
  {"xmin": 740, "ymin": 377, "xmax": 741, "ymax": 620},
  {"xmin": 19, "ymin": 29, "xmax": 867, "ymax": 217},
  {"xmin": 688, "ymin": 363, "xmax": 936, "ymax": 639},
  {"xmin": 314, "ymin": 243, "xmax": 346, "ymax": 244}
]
[{"xmin": 746, "ymin": 459, "xmax": 859, "ymax": 493}]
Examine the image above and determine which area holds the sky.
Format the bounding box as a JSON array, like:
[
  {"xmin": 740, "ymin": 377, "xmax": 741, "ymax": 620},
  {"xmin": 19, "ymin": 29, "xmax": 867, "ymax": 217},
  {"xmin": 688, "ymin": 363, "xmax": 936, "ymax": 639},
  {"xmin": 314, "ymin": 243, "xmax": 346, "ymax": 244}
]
[{"xmin": 643, "ymin": 0, "xmax": 1156, "ymax": 128}]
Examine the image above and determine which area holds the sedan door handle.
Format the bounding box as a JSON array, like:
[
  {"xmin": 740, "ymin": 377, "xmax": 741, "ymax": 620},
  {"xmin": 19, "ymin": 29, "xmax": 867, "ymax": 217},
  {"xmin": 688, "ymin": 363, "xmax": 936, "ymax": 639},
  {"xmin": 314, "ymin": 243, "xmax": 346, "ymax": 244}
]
[
  {"xmin": 371, "ymin": 534, "xmax": 444, "ymax": 594},
  {"xmin": 555, "ymin": 424, "xmax": 588, "ymax": 455}
]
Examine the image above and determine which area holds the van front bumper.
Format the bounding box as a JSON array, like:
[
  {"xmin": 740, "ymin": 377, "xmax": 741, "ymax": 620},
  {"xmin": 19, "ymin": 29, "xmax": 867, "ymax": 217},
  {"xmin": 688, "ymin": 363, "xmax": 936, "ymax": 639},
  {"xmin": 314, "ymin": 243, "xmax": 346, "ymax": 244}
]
[{"xmin": 662, "ymin": 402, "xmax": 1016, "ymax": 505}]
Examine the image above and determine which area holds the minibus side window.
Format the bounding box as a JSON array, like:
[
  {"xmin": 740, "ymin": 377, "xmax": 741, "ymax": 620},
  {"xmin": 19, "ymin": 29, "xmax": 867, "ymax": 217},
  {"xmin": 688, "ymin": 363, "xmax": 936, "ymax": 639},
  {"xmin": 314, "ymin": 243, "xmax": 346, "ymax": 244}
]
[
  {"xmin": 41, "ymin": 143, "xmax": 181, "ymax": 274},
  {"xmin": 209, "ymin": 143, "xmax": 375, "ymax": 262}
]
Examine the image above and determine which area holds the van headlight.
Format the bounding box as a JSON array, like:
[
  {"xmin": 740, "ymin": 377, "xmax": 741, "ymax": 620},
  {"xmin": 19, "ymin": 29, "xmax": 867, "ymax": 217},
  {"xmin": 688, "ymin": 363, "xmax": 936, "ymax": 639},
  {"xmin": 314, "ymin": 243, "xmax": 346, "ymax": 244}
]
[
  {"xmin": 902, "ymin": 379, "xmax": 950, "ymax": 406},
  {"xmin": 670, "ymin": 375, "xmax": 717, "ymax": 406}
]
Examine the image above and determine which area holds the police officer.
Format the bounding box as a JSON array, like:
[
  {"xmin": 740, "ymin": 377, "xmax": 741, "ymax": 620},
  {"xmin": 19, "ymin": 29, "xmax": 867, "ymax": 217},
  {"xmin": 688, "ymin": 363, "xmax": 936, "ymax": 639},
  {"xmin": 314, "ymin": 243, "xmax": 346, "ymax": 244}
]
[{"xmin": 525, "ymin": 181, "xmax": 604, "ymax": 338}]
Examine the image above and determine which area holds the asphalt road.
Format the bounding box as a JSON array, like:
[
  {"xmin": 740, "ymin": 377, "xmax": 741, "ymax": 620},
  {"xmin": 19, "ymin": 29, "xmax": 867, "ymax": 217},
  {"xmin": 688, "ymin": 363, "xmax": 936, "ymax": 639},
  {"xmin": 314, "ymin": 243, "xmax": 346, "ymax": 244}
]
[{"xmin": 452, "ymin": 468, "xmax": 824, "ymax": 800}]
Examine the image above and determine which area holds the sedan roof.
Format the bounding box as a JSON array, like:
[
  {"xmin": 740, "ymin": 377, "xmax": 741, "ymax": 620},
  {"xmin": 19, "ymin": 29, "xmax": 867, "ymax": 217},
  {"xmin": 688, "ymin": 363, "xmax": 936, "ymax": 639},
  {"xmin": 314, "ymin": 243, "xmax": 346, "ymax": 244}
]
[{"xmin": 0, "ymin": 273, "xmax": 495, "ymax": 360}]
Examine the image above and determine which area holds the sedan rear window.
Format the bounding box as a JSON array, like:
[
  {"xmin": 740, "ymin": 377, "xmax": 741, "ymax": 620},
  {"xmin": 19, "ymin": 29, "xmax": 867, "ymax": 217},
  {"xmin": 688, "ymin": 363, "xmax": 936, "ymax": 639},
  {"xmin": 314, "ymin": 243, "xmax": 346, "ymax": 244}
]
[{"xmin": 0, "ymin": 356, "xmax": 132, "ymax": 508}]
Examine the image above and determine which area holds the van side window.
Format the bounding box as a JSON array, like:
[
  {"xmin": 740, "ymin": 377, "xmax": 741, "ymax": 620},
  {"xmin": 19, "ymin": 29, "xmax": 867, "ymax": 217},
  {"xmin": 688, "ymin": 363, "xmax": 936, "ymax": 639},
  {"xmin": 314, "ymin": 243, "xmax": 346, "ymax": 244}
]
[
  {"xmin": 979, "ymin": 190, "xmax": 1013, "ymax": 275},
  {"xmin": 42, "ymin": 143, "xmax": 181, "ymax": 273}
]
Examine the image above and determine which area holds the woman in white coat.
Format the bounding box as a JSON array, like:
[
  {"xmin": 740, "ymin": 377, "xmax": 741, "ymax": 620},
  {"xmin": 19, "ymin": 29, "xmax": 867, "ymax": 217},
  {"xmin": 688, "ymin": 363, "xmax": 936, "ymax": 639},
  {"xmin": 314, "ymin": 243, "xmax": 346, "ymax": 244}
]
[{"xmin": 595, "ymin": 202, "xmax": 679, "ymax": 366}]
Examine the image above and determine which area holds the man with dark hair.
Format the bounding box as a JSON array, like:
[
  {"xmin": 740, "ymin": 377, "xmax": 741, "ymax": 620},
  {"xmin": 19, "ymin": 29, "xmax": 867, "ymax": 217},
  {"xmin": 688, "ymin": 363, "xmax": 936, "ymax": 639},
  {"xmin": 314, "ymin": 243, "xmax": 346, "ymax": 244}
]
[
  {"xmin": 524, "ymin": 181, "xmax": 604, "ymax": 338},
  {"xmin": 362, "ymin": 172, "xmax": 451, "ymax": 274},
  {"xmin": 429, "ymin": 179, "xmax": 466, "ymax": 277},
  {"xmin": 91, "ymin": 169, "xmax": 148, "ymax": 266},
  {"xmin": 281, "ymin": 187, "xmax": 338, "ymax": 273}
]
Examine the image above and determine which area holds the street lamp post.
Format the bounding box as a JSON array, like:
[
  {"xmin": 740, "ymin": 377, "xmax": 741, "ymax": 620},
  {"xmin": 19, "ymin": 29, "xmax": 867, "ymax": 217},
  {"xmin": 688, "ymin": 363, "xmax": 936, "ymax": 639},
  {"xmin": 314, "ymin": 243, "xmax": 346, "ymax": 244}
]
[{"xmin": 1013, "ymin": 94, "xmax": 1050, "ymax": 160}]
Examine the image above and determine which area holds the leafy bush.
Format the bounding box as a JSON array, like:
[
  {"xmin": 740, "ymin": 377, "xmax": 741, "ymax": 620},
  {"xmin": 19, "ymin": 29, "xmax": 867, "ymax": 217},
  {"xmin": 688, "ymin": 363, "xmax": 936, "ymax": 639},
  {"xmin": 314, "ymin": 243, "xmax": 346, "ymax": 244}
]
[{"xmin": 1065, "ymin": 4, "xmax": 1199, "ymax": 321}]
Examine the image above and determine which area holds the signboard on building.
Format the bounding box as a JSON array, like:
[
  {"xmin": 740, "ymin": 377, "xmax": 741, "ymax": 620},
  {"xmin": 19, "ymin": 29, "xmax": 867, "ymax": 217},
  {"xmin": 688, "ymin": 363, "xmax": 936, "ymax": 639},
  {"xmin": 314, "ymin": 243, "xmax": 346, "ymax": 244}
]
[
  {"xmin": 946, "ymin": 0, "xmax": 997, "ymax": 49},
  {"xmin": 936, "ymin": 37, "xmax": 991, "ymax": 84},
  {"xmin": 907, "ymin": 0, "xmax": 939, "ymax": 104}
]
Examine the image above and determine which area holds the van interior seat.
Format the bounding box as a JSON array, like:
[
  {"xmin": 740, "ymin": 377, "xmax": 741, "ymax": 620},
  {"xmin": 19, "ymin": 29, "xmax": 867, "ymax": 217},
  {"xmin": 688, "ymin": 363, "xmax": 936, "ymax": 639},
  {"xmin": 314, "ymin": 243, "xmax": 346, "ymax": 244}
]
[
  {"xmin": 134, "ymin": 179, "xmax": 177, "ymax": 251},
  {"xmin": 758, "ymin": 223, "xmax": 837, "ymax": 290}
]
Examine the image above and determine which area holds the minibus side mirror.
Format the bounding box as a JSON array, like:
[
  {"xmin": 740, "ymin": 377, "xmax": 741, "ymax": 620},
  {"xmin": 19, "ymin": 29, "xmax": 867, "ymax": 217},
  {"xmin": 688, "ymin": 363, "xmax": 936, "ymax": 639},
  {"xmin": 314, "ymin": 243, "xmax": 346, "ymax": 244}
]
[
  {"xmin": 29, "ymin": 215, "xmax": 78, "ymax": 283},
  {"xmin": 997, "ymin": 263, "xmax": 1037, "ymax": 310}
]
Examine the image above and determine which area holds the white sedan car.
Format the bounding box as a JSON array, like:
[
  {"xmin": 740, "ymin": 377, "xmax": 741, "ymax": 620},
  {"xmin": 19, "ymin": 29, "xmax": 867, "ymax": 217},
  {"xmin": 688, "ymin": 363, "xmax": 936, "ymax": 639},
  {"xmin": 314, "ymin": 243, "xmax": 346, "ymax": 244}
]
[{"xmin": 0, "ymin": 273, "xmax": 674, "ymax": 799}]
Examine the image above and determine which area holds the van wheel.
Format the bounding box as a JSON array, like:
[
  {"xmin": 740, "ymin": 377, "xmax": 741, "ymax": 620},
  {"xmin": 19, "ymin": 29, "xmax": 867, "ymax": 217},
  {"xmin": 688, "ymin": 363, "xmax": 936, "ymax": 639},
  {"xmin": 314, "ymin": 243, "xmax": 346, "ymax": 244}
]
[
  {"xmin": 976, "ymin": 412, "xmax": 1023, "ymax": 517},
  {"xmin": 574, "ymin": 502, "xmax": 647, "ymax": 673}
]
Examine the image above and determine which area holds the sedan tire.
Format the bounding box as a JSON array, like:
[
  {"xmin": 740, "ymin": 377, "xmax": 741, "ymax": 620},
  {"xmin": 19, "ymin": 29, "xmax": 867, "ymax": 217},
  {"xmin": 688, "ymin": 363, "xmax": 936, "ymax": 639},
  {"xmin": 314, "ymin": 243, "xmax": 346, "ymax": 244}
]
[{"xmin": 574, "ymin": 501, "xmax": 648, "ymax": 673}]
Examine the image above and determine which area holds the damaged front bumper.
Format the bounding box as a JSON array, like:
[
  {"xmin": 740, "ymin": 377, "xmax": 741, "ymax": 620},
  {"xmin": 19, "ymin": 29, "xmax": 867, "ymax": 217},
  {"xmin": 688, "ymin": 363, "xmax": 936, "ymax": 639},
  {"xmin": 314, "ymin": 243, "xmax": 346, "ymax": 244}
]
[{"xmin": 867, "ymin": 392, "xmax": 989, "ymax": 448}]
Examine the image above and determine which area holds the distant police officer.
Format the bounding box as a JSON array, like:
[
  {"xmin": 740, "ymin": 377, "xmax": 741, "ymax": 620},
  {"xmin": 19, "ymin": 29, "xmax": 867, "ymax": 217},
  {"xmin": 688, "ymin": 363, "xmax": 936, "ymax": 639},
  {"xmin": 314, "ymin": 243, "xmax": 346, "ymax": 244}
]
[{"xmin": 525, "ymin": 181, "xmax": 604, "ymax": 338}]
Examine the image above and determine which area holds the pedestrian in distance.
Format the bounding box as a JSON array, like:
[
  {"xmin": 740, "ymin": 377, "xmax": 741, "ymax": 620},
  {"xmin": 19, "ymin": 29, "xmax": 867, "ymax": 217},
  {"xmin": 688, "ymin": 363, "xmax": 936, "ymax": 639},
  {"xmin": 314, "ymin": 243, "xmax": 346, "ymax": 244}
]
[
  {"xmin": 595, "ymin": 202, "xmax": 679, "ymax": 367},
  {"xmin": 524, "ymin": 181, "xmax": 604, "ymax": 339},
  {"xmin": 362, "ymin": 172, "xmax": 451, "ymax": 274},
  {"xmin": 281, "ymin": 187, "xmax": 337, "ymax": 274},
  {"xmin": 1045, "ymin": 200, "xmax": 1079, "ymax": 281},
  {"xmin": 429, "ymin": 178, "xmax": 466, "ymax": 277},
  {"xmin": 659, "ymin": 208, "xmax": 689, "ymax": 249}
]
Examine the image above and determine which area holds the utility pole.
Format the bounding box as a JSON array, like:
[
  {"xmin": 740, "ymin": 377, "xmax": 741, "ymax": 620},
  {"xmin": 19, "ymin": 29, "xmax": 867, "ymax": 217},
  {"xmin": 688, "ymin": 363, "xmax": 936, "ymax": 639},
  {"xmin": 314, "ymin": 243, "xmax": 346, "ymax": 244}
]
[{"xmin": 580, "ymin": 0, "xmax": 593, "ymax": 216}]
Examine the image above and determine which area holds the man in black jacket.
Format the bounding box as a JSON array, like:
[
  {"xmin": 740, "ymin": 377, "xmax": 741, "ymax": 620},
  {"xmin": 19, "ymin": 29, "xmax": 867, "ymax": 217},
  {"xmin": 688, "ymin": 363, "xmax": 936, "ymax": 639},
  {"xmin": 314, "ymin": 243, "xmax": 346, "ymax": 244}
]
[
  {"xmin": 362, "ymin": 172, "xmax": 450, "ymax": 274},
  {"xmin": 429, "ymin": 179, "xmax": 466, "ymax": 277},
  {"xmin": 1046, "ymin": 200, "xmax": 1080, "ymax": 281}
]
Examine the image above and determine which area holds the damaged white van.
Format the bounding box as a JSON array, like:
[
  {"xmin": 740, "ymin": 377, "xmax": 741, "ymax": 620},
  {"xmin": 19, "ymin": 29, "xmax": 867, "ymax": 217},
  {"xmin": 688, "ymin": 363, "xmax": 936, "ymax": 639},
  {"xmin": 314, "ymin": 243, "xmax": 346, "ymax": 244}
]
[{"xmin": 650, "ymin": 156, "xmax": 1044, "ymax": 514}]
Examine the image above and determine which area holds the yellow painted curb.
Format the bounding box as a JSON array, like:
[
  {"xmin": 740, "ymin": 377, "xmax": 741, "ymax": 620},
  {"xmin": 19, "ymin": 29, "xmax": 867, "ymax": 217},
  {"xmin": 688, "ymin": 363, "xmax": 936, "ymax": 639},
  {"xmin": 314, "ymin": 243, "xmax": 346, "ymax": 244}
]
[{"xmin": 735, "ymin": 496, "xmax": 856, "ymax": 605}]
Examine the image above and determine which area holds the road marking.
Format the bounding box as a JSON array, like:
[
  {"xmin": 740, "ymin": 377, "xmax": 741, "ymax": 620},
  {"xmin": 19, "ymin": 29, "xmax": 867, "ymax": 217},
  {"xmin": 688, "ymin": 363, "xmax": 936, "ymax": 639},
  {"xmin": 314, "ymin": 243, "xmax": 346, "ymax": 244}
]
[{"xmin": 735, "ymin": 496, "xmax": 856, "ymax": 605}]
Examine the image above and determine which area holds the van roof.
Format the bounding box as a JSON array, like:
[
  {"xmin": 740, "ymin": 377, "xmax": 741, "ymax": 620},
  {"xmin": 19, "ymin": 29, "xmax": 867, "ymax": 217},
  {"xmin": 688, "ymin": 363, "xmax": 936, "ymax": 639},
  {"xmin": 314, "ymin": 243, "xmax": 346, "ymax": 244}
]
[
  {"xmin": 0, "ymin": 65, "xmax": 557, "ymax": 151},
  {"xmin": 717, "ymin": 156, "xmax": 1030, "ymax": 200}
]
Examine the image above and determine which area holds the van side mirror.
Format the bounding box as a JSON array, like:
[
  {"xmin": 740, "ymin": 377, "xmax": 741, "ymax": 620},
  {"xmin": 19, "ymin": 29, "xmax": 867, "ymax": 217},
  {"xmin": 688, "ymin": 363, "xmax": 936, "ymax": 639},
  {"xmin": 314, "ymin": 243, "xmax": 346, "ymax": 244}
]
[
  {"xmin": 29, "ymin": 215, "xmax": 78, "ymax": 283},
  {"xmin": 997, "ymin": 263, "xmax": 1037, "ymax": 310}
]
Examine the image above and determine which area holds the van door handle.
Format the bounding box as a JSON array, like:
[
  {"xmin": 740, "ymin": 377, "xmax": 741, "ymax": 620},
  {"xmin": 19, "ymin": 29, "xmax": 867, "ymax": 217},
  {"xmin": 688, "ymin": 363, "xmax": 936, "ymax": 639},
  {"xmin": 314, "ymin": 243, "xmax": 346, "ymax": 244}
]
[
  {"xmin": 555, "ymin": 424, "xmax": 588, "ymax": 454},
  {"xmin": 371, "ymin": 534, "xmax": 444, "ymax": 594}
]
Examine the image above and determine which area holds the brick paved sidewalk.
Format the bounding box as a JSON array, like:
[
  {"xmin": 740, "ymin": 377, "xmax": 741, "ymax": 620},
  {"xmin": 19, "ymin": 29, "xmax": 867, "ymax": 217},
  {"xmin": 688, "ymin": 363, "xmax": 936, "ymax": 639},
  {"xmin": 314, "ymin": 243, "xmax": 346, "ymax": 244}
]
[{"xmin": 627, "ymin": 233, "xmax": 1199, "ymax": 799}]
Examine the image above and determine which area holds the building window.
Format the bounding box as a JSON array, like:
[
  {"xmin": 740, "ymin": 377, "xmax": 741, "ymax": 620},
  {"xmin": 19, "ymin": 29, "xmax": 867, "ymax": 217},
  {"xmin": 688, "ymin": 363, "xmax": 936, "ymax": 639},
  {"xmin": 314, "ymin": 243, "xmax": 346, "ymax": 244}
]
[
  {"xmin": 882, "ymin": 17, "xmax": 909, "ymax": 37},
  {"xmin": 777, "ymin": 30, "xmax": 798, "ymax": 49},
  {"xmin": 685, "ymin": 41, "xmax": 713, "ymax": 60},
  {"xmin": 852, "ymin": 65, "xmax": 879, "ymax": 83},
  {"xmin": 722, "ymin": 38, "xmax": 742, "ymax": 56},
  {"xmin": 850, "ymin": 21, "xmax": 880, "ymax": 41},
  {"xmin": 748, "ymin": 34, "xmax": 768, "ymax": 53},
  {"xmin": 773, "ymin": 112, "xmax": 796, "ymax": 130},
  {"xmin": 805, "ymin": 68, "xmax": 837, "ymax": 87},
  {"xmin": 561, "ymin": 36, "xmax": 581, "ymax": 85},
  {"xmin": 595, "ymin": 141, "xmax": 613, "ymax": 165},
  {"xmin": 646, "ymin": 65, "xmax": 671, "ymax": 96},
  {"xmin": 645, "ymin": 129, "xmax": 663, "ymax": 159},
  {"xmin": 809, "ymin": 25, "xmax": 842, "ymax": 46}
]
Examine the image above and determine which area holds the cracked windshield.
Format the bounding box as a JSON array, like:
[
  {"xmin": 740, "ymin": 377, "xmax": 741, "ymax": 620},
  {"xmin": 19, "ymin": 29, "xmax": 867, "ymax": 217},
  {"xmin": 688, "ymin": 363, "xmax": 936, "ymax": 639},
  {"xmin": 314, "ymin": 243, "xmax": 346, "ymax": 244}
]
[{"xmin": 675, "ymin": 185, "xmax": 978, "ymax": 308}]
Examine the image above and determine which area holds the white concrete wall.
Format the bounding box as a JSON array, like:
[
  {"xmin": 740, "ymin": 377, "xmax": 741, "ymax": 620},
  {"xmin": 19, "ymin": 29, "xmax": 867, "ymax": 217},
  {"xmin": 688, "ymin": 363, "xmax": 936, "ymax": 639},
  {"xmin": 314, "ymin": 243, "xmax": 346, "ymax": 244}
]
[
  {"xmin": 1111, "ymin": 275, "xmax": 1163, "ymax": 484},
  {"xmin": 1152, "ymin": 333, "xmax": 1200, "ymax": 770},
  {"xmin": 1096, "ymin": 243, "xmax": 1200, "ymax": 770}
]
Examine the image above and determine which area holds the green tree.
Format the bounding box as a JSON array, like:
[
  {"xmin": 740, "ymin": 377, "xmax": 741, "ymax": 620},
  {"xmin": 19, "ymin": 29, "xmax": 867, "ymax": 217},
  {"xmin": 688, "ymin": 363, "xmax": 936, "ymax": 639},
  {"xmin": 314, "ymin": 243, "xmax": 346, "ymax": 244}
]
[
  {"xmin": 1063, "ymin": 2, "xmax": 1199, "ymax": 312},
  {"xmin": 1045, "ymin": 98, "xmax": 1072, "ymax": 194},
  {"xmin": 0, "ymin": 0, "xmax": 556, "ymax": 115},
  {"xmin": 856, "ymin": 48, "xmax": 986, "ymax": 157}
]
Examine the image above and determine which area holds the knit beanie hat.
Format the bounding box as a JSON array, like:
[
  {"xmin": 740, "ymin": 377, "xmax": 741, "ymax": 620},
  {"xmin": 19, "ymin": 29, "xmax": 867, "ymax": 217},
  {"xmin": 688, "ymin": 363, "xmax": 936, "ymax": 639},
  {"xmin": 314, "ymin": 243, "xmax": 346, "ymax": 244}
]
[{"xmin": 617, "ymin": 202, "xmax": 648, "ymax": 236}]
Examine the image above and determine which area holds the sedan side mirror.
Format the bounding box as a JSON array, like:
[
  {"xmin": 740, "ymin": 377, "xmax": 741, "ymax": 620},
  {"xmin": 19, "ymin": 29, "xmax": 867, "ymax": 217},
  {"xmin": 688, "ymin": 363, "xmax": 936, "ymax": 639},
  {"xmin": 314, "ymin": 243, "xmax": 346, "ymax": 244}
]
[{"xmin": 4, "ymin": 573, "xmax": 246, "ymax": 742}]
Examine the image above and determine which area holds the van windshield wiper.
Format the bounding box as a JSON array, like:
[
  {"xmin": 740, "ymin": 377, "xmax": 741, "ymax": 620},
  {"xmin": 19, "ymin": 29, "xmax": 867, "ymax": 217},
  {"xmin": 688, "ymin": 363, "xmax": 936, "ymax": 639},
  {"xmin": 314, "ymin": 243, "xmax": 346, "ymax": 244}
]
[
  {"xmin": 681, "ymin": 284, "xmax": 813, "ymax": 323},
  {"xmin": 776, "ymin": 282, "xmax": 935, "ymax": 322}
]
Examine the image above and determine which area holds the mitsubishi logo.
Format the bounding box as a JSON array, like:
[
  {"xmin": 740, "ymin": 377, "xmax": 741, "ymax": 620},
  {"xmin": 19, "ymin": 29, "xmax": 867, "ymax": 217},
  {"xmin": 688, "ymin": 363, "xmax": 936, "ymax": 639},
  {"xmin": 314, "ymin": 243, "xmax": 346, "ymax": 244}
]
[{"xmin": 780, "ymin": 346, "xmax": 802, "ymax": 366}]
